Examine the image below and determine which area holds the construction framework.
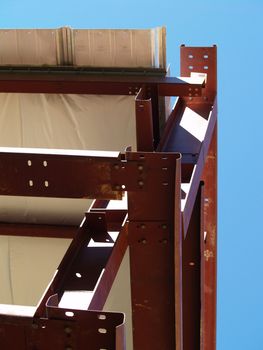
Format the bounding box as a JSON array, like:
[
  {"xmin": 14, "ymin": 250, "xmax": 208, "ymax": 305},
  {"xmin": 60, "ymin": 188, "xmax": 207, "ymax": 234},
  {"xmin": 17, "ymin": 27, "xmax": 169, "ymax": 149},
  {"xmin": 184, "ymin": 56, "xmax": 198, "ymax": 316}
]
[{"xmin": 0, "ymin": 45, "xmax": 217, "ymax": 349}]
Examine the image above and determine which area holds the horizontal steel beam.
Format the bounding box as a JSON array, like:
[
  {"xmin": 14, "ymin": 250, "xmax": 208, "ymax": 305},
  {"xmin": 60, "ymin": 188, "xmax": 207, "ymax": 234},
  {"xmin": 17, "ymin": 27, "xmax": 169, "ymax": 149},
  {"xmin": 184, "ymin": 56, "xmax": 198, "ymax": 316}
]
[
  {"xmin": 0, "ymin": 297, "xmax": 125, "ymax": 350},
  {"xmin": 0, "ymin": 71, "xmax": 205, "ymax": 96},
  {"xmin": 0, "ymin": 223, "xmax": 77, "ymax": 238}
]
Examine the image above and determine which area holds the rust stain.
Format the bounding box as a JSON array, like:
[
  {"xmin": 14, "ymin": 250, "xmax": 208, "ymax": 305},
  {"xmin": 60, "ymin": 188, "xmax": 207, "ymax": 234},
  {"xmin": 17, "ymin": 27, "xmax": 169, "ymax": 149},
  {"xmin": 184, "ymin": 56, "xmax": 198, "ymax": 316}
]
[
  {"xmin": 135, "ymin": 303, "xmax": 152, "ymax": 311},
  {"xmin": 204, "ymin": 249, "xmax": 214, "ymax": 261}
]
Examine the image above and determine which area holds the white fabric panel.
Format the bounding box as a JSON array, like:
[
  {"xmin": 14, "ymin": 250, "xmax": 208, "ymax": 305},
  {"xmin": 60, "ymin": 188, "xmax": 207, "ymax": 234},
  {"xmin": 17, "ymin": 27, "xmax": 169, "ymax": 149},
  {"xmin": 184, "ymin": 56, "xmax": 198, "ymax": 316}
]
[
  {"xmin": 0, "ymin": 93, "xmax": 136, "ymax": 224},
  {"xmin": 0, "ymin": 236, "xmax": 71, "ymax": 306},
  {"xmin": 0, "ymin": 236, "xmax": 13, "ymax": 304},
  {"xmin": 104, "ymin": 248, "xmax": 133, "ymax": 350}
]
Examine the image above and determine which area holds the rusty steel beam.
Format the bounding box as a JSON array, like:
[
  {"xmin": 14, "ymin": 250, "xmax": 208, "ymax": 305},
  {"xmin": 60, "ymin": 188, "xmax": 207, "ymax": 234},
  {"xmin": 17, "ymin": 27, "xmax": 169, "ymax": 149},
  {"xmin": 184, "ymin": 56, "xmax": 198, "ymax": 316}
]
[
  {"xmin": 201, "ymin": 124, "xmax": 217, "ymax": 350},
  {"xmin": 182, "ymin": 185, "xmax": 203, "ymax": 350},
  {"xmin": 88, "ymin": 223, "xmax": 128, "ymax": 310},
  {"xmin": 0, "ymin": 71, "xmax": 205, "ymax": 96},
  {"xmin": 0, "ymin": 297, "xmax": 125, "ymax": 350},
  {"xmin": 0, "ymin": 223, "xmax": 77, "ymax": 238},
  {"xmin": 174, "ymin": 156, "xmax": 183, "ymax": 350},
  {"xmin": 181, "ymin": 98, "xmax": 217, "ymax": 234},
  {"xmin": 0, "ymin": 208, "xmax": 126, "ymax": 239}
]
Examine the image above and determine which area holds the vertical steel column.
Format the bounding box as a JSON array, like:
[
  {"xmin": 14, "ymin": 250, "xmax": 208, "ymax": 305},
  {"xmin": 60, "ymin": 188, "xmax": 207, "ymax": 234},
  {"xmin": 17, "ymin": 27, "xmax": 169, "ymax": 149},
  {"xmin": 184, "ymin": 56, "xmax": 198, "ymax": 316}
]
[
  {"xmin": 135, "ymin": 87, "xmax": 154, "ymax": 151},
  {"xmin": 182, "ymin": 185, "xmax": 203, "ymax": 350},
  {"xmin": 180, "ymin": 45, "xmax": 217, "ymax": 350},
  {"xmin": 201, "ymin": 124, "xmax": 217, "ymax": 350},
  {"xmin": 127, "ymin": 152, "xmax": 181, "ymax": 350}
]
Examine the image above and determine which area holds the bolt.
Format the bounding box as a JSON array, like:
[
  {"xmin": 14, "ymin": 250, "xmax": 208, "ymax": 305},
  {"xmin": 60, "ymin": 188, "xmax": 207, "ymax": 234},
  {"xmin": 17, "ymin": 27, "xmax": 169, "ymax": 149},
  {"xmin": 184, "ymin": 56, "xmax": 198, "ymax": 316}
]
[
  {"xmin": 138, "ymin": 165, "xmax": 144, "ymax": 171},
  {"xmin": 64, "ymin": 327, "xmax": 72, "ymax": 334},
  {"xmin": 141, "ymin": 224, "xmax": 146, "ymax": 229},
  {"xmin": 32, "ymin": 323, "xmax": 38, "ymax": 329},
  {"xmin": 138, "ymin": 180, "xmax": 144, "ymax": 187},
  {"xmin": 115, "ymin": 185, "xmax": 121, "ymax": 190},
  {"xmin": 114, "ymin": 164, "xmax": 120, "ymax": 170}
]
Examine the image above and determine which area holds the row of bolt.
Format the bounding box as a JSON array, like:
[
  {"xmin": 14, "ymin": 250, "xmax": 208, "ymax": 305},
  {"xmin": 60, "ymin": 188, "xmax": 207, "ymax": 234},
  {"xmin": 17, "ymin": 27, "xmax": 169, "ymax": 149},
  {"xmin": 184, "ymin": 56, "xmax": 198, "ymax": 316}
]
[{"xmin": 113, "ymin": 163, "xmax": 145, "ymax": 190}]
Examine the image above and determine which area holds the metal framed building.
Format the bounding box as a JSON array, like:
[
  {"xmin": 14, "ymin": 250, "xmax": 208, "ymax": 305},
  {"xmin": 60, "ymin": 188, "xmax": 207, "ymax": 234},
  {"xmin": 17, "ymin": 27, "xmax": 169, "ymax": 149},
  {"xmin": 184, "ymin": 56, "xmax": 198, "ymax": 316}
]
[{"xmin": 0, "ymin": 28, "xmax": 217, "ymax": 349}]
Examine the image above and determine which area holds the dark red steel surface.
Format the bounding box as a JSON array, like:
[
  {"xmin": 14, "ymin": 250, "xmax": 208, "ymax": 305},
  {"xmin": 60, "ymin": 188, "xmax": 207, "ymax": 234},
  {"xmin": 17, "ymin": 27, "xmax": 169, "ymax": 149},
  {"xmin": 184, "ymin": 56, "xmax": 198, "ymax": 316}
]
[
  {"xmin": 182, "ymin": 185, "xmax": 203, "ymax": 350},
  {"xmin": 0, "ymin": 72, "xmax": 204, "ymax": 96},
  {"xmin": 182, "ymin": 100, "xmax": 217, "ymax": 235},
  {"xmin": 174, "ymin": 157, "xmax": 183, "ymax": 350},
  {"xmin": 89, "ymin": 223, "xmax": 128, "ymax": 310},
  {"xmin": 180, "ymin": 45, "xmax": 217, "ymax": 104},
  {"xmin": 0, "ymin": 222, "xmax": 77, "ymax": 238},
  {"xmin": 0, "ymin": 300, "xmax": 125, "ymax": 350},
  {"xmin": 0, "ymin": 149, "xmax": 123, "ymax": 199},
  {"xmin": 85, "ymin": 211, "xmax": 114, "ymax": 242},
  {"xmin": 127, "ymin": 151, "xmax": 180, "ymax": 350},
  {"xmin": 135, "ymin": 87, "xmax": 154, "ymax": 151},
  {"xmin": 201, "ymin": 125, "xmax": 217, "ymax": 350}
]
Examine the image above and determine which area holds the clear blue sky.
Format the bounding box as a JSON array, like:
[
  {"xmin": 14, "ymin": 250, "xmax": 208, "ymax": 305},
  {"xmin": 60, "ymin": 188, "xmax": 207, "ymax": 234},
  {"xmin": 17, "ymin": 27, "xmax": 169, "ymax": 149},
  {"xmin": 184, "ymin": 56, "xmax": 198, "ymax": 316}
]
[{"xmin": 1, "ymin": 0, "xmax": 263, "ymax": 349}]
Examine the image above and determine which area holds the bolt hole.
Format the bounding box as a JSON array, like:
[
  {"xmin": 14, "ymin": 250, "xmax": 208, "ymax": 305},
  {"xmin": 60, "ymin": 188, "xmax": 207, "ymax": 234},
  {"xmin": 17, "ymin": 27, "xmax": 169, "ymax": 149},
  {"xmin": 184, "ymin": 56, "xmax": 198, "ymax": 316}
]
[
  {"xmin": 27, "ymin": 160, "xmax": 32, "ymax": 166},
  {"xmin": 121, "ymin": 184, "xmax": 126, "ymax": 190},
  {"xmin": 43, "ymin": 160, "xmax": 48, "ymax": 167},
  {"xmin": 65, "ymin": 311, "xmax": 74, "ymax": 317},
  {"xmin": 204, "ymin": 66, "xmax": 208, "ymax": 70},
  {"xmin": 75, "ymin": 272, "xmax": 82, "ymax": 278},
  {"xmin": 44, "ymin": 180, "xmax": 49, "ymax": 187},
  {"xmin": 139, "ymin": 155, "xmax": 145, "ymax": 159},
  {"xmin": 189, "ymin": 262, "xmax": 195, "ymax": 266},
  {"xmin": 98, "ymin": 314, "xmax": 107, "ymax": 320},
  {"xmin": 162, "ymin": 182, "xmax": 169, "ymax": 186},
  {"xmin": 188, "ymin": 54, "xmax": 194, "ymax": 59},
  {"xmin": 188, "ymin": 65, "xmax": 194, "ymax": 70},
  {"xmin": 203, "ymin": 54, "xmax": 209, "ymax": 59},
  {"xmin": 98, "ymin": 328, "xmax": 107, "ymax": 334},
  {"xmin": 29, "ymin": 180, "xmax": 33, "ymax": 187}
]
